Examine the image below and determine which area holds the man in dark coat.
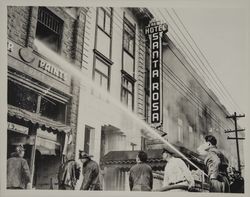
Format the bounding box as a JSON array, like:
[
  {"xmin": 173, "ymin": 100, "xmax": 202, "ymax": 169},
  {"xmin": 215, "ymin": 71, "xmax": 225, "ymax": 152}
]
[
  {"xmin": 58, "ymin": 152, "xmax": 81, "ymax": 190},
  {"xmin": 197, "ymin": 135, "xmax": 230, "ymax": 193},
  {"xmin": 79, "ymin": 151, "xmax": 102, "ymax": 190},
  {"xmin": 7, "ymin": 145, "xmax": 31, "ymax": 189},
  {"xmin": 129, "ymin": 151, "xmax": 153, "ymax": 191}
]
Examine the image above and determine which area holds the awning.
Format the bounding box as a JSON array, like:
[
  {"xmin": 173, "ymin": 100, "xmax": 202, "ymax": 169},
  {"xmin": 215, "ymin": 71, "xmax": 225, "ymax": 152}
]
[
  {"xmin": 8, "ymin": 105, "xmax": 71, "ymax": 133},
  {"xmin": 100, "ymin": 147, "xmax": 205, "ymax": 172},
  {"xmin": 100, "ymin": 149, "xmax": 167, "ymax": 171},
  {"xmin": 36, "ymin": 145, "xmax": 56, "ymax": 156}
]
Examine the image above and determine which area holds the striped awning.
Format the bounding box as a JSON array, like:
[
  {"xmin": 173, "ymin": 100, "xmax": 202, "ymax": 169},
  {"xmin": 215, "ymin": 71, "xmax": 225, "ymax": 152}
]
[
  {"xmin": 8, "ymin": 105, "xmax": 71, "ymax": 133},
  {"xmin": 100, "ymin": 149, "xmax": 167, "ymax": 171},
  {"xmin": 100, "ymin": 147, "xmax": 205, "ymax": 172}
]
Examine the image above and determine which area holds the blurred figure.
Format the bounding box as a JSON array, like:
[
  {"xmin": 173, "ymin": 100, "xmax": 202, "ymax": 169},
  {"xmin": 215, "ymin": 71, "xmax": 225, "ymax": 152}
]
[
  {"xmin": 129, "ymin": 151, "xmax": 153, "ymax": 191},
  {"xmin": 58, "ymin": 152, "xmax": 81, "ymax": 190},
  {"xmin": 79, "ymin": 151, "xmax": 102, "ymax": 190},
  {"xmin": 158, "ymin": 148, "xmax": 195, "ymax": 192},
  {"xmin": 197, "ymin": 135, "xmax": 230, "ymax": 193},
  {"xmin": 228, "ymin": 168, "xmax": 244, "ymax": 193},
  {"xmin": 7, "ymin": 144, "xmax": 31, "ymax": 189}
]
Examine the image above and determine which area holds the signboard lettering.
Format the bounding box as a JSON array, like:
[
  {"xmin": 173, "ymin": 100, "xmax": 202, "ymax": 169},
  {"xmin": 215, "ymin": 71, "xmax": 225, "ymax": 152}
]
[
  {"xmin": 145, "ymin": 22, "xmax": 167, "ymax": 124},
  {"xmin": 38, "ymin": 59, "xmax": 67, "ymax": 81},
  {"xmin": 8, "ymin": 122, "xmax": 29, "ymax": 135}
]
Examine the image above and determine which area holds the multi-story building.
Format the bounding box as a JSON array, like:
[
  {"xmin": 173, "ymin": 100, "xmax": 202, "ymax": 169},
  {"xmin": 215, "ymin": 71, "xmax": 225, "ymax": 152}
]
[
  {"xmin": 75, "ymin": 7, "xmax": 155, "ymax": 190},
  {"xmin": 86, "ymin": 7, "xmax": 244, "ymax": 191},
  {"xmin": 7, "ymin": 6, "xmax": 88, "ymax": 189}
]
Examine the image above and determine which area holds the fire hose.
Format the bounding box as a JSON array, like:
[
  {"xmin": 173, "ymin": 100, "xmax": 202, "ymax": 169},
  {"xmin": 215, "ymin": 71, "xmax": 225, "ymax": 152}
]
[{"xmin": 153, "ymin": 184, "xmax": 189, "ymax": 192}]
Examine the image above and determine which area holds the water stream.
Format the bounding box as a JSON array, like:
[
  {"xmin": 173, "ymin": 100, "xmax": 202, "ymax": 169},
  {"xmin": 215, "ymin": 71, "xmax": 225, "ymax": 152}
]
[{"xmin": 34, "ymin": 39, "xmax": 208, "ymax": 177}]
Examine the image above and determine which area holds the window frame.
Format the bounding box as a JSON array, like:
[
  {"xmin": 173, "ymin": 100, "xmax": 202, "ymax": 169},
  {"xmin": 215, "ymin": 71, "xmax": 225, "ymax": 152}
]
[
  {"xmin": 36, "ymin": 7, "xmax": 64, "ymax": 53},
  {"xmin": 122, "ymin": 17, "xmax": 136, "ymax": 57},
  {"xmin": 93, "ymin": 54, "xmax": 111, "ymax": 91},
  {"xmin": 8, "ymin": 79, "xmax": 69, "ymax": 124},
  {"xmin": 121, "ymin": 71, "xmax": 135, "ymax": 111},
  {"xmin": 122, "ymin": 15, "xmax": 136, "ymax": 78},
  {"xmin": 95, "ymin": 7, "xmax": 113, "ymax": 60}
]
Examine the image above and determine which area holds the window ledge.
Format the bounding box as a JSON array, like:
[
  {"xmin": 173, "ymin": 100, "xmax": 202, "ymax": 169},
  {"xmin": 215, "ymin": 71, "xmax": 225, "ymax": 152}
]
[
  {"xmin": 121, "ymin": 70, "xmax": 136, "ymax": 83},
  {"xmin": 93, "ymin": 49, "xmax": 113, "ymax": 66}
]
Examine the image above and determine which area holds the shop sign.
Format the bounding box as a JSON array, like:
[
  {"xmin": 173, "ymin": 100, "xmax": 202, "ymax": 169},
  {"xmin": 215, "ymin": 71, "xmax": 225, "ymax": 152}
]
[
  {"xmin": 8, "ymin": 122, "xmax": 29, "ymax": 135},
  {"xmin": 8, "ymin": 39, "xmax": 71, "ymax": 93},
  {"xmin": 19, "ymin": 47, "xmax": 35, "ymax": 63},
  {"xmin": 38, "ymin": 59, "xmax": 67, "ymax": 82},
  {"xmin": 145, "ymin": 22, "xmax": 167, "ymax": 124}
]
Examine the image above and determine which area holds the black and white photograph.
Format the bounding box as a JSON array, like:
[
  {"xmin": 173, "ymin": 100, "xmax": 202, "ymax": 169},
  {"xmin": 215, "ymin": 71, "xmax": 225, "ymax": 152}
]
[{"xmin": 0, "ymin": 0, "xmax": 249, "ymax": 196}]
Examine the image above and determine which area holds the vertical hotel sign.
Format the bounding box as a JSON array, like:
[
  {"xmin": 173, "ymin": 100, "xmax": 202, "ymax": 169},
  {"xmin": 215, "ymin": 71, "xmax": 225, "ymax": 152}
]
[{"xmin": 145, "ymin": 22, "xmax": 167, "ymax": 124}]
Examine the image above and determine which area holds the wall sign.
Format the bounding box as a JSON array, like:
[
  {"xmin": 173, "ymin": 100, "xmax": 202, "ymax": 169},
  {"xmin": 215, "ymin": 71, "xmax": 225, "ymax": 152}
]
[
  {"xmin": 19, "ymin": 47, "xmax": 35, "ymax": 63},
  {"xmin": 145, "ymin": 22, "xmax": 167, "ymax": 124},
  {"xmin": 8, "ymin": 39, "xmax": 71, "ymax": 91},
  {"xmin": 8, "ymin": 122, "xmax": 29, "ymax": 135},
  {"xmin": 38, "ymin": 59, "xmax": 67, "ymax": 82}
]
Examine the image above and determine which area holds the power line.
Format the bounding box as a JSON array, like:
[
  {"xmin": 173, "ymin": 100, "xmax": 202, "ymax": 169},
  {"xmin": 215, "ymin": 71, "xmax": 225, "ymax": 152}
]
[
  {"xmin": 151, "ymin": 8, "xmax": 236, "ymax": 118},
  {"xmin": 161, "ymin": 67, "xmax": 230, "ymax": 132},
  {"xmin": 163, "ymin": 8, "xmax": 233, "ymax": 108},
  {"xmin": 86, "ymin": 7, "xmax": 234, "ymax": 129},
  {"xmin": 171, "ymin": 8, "xmax": 243, "ymax": 114},
  {"xmin": 150, "ymin": 8, "xmax": 237, "ymax": 114},
  {"xmin": 155, "ymin": 8, "xmax": 237, "ymax": 114},
  {"xmin": 162, "ymin": 62, "xmax": 232, "ymax": 131},
  {"xmin": 226, "ymin": 112, "xmax": 245, "ymax": 175}
]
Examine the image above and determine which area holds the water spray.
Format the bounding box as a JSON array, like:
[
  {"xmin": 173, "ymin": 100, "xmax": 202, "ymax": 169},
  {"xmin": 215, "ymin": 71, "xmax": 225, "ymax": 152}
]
[{"xmin": 34, "ymin": 39, "xmax": 208, "ymax": 177}]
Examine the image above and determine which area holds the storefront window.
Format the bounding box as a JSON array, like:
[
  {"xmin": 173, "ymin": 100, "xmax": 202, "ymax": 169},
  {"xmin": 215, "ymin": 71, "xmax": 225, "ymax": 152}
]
[
  {"xmin": 8, "ymin": 80, "xmax": 38, "ymax": 113},
  {"xmin": 40, "ymin": 96, "xmax": 66, "ymax": 123}
]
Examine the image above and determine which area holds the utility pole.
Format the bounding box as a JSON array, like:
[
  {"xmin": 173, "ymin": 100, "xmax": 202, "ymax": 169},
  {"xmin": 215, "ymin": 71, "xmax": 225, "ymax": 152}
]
[{"xmin": 226, "ymin": 112, "xmax": 245, "ymax": 176}]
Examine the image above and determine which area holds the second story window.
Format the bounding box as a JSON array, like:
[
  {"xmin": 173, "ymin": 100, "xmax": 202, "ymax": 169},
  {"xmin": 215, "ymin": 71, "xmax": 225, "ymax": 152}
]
[
  {"xmin": 121, "ymin": 73, "xmax": 135, "ymax": 110},
  {"xmin": 36, "ymin": 7, "xmax": 63, "ymax": 52},
  {"xmin": 95, "ymin": 7, "xmax": 112, "ymax": 59},
  {"xmin": 122, "ymin": 17, "xmax": 135, "ymax": 77},
  {"xmin": 94, "ymin": 57, "xmax": 110, "ymax": 90}
]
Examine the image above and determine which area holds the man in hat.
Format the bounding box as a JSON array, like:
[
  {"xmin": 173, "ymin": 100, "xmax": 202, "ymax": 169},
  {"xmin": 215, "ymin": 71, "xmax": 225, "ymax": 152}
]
[
  {"xmin": 158, "ymin": 148, "xmax": 195, "ymax": 192},
  {"xmin": 197, "ymin": 135, "xmax": 230, "ymax": 193},
  {"xmin": 129, "ymin": 151, "xmax": 153, "ymax": 191},
  {"xmin": 7, "ymin": 144, "xmax": 31, "ymax": 189},
  {"xmin": 79, "ymin": 151, "xmax": 102, "ymax": 190},
  {"xmin": 58, "ymin": 151, "xmax": 81, "ymax": 190}
]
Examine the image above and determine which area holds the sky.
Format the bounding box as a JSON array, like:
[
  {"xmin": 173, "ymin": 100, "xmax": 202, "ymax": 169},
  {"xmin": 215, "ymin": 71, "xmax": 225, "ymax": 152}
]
[
  {"xmin": 177, "ymin": 7, "xmax": 248, "ymax": 129},
  {"xmin": 152, "ymin": 6, "xmax": 249, "ymax": 130}
]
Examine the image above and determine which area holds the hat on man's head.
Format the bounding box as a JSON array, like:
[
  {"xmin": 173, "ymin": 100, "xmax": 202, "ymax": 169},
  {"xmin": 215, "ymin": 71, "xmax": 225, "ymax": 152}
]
[
  {"xmin": 161, "ymin": 148, "xmax": 174, "ymax": 155},
  {"xmin": 15, "ymin": 144, "xmax": 25, "ymax": 153},
  {"xmin": 79, "ymin": 150, "xmax": 93, "ymax": 159}
]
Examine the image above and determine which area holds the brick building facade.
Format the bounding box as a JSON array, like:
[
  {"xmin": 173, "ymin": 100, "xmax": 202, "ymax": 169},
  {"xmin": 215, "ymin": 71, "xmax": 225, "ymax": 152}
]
[{"xmin": 7, "ymin": 6, "xmax": 87, "ymax": 189}]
